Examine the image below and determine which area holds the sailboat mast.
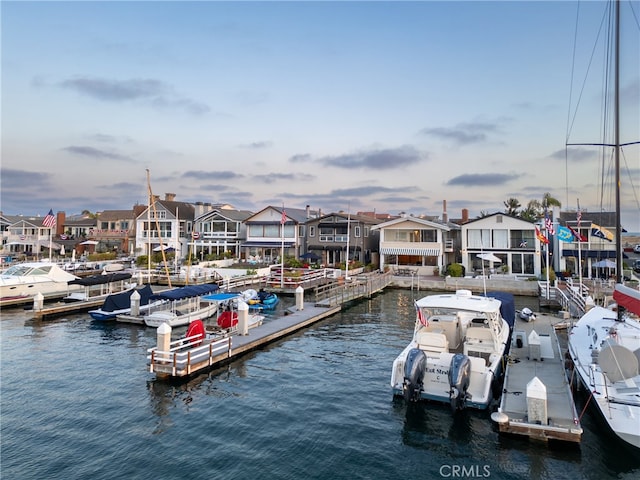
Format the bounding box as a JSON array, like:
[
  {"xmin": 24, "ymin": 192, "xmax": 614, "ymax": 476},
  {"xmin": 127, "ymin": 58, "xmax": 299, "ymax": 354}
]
[{"xmin": 614, "ymin": 0, "xmax": 621, "ymax": 286}]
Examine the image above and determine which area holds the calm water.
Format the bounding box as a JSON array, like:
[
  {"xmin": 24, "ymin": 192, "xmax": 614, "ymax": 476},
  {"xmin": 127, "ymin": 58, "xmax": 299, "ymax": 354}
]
[{"xmin": 2, "ymin": 290, "xmax": 639, "ymax": 480}]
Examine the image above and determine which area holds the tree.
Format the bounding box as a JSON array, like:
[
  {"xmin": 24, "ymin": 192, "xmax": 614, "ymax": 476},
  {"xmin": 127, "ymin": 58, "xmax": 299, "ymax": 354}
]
[
  {"xmin": 541, "ymin": 192, "xmax": 561, "ymax": 210},
  {"xmin": 503, "ymin": 198, "xmax": 521, "ymax": 216}
]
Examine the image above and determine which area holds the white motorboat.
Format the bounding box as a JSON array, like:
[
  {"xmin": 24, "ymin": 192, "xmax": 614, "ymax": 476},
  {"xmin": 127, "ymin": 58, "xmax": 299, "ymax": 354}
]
[
  {"xmin": 568, "ymin": 285, "xmax": 640, "ymax": 449},
  {"xmin": 0, "ymin": 262, "xmax": 81, "ymax": 302},
  {"xmin": 143, "ymin": 284, "xmax": 221, "ymax": 328},
  {"xmin": 63, "ymin": 271, "xmax": 135, "ymax": 303},
  {"xmin": 390, "ymin": 289, "xmax": 512, "ymax": 410}
]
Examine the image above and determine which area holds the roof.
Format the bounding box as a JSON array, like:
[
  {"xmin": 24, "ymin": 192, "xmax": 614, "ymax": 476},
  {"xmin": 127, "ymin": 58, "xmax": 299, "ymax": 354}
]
[
  {"xmin": 462, "ymin": 212, "xmax": 534, "ymax": 226},
  {"xmin": 306, "ymin": 212, "xmax": 383, "ymax": 226},
  {"xmin": 559, "ymin": 211, "xmax": 617, "ymax": 228},
  {"xmin": 195, "ymin": 208, "xmax": 254, "ymax": 223},
  {"xmin": 370, "ymin": 216, "xmax": 452, "ymax": 232},
  {"xmin": 98, "ymin": 210, "xmax": 136, "ymax": 221}
]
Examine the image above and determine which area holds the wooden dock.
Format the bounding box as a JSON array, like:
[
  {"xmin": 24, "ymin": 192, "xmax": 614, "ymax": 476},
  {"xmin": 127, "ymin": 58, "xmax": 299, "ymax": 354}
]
[
  {"xmin": 492, "ymin": 312, "xmax": 583, "ymax": 444},
  {"xmin": 147, "ymin": 302, "xmax": 342, "ymax": 378}
]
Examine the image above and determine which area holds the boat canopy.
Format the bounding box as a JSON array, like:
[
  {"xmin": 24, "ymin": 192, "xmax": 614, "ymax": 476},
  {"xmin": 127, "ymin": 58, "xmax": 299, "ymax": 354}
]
[
  {"xmin": 202, "ymin": 292, "xmax": 243, "ymax": 302},
  {"xmin": 416, "ymin": 290, "xmax": 501, "ymax": 314},
  {"xmin": 101, "ymin": 284, "xmax": 155, "ymax": 312},
  {"xmin": 485, "ymin": 291, "xmax": 516, "ymax": 329},
  {"xmin": 68, "ymin": 272, "xmax": 132, "ymax": 286},
  {"xmin": 150, "ymin": 284, "xmax": 219, "ymax": 301}
]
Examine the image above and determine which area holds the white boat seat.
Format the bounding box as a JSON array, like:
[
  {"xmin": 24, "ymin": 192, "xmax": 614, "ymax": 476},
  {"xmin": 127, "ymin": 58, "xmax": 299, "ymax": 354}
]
[
  {"xmin": 417, "ymin": 331, "xmax": 449, "ymax": 354},
  {"xmin": 465, "ymin": 327, "xmax": 493, "ymax": 343}
]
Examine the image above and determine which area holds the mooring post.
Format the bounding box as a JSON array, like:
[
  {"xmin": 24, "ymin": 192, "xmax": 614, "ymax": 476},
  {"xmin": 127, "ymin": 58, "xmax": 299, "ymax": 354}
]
[
  {"xmin": 33, "ymin": 292, "xmax": 44, "ymax": 311},
  {"xmin": 237, "ymin": 300, "xmax": 249, "ymax": 335},
  {"xmin": 130, "ymin": 289, "xmax": 141, "ymax": 316},
  {"xmin": 296, "ymin": 285, "xmax": 304, "ymax": 310}
]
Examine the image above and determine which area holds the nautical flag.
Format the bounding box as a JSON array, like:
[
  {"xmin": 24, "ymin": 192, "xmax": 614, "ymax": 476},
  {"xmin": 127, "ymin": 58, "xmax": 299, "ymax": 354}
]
[
  {"xmin": 519, "ymin": 241, "xmax": 528, "ymax": 247},
  {"xmin": 568, "ymin": 225, "xmax": 587, "ymax": 242},
  {"xmin": 535, "ymin": 226, "xmax": 549, "ymax": 245},
  {"xmin": 556, "ymin": 225, "xmax": 575, "ymax": 242},
  {"xmin": 281, "ymin": 208, "xmax": 287, "ymax": 225},
  {"xmin": 43, "ymin": 209, "xmax": 56, "ymax": 228},
  {"xmin": 591, "ymin": 224, "xmax": 614, "ymax": 242},
  {"xmin": 544, "ymin": 209, "xmax": 555, "ymax": 235},
  {"xmin": 415, "ymin": 301, "xmax": 428, "ymax": 327},
  {"xmin": 576, "ymin": 210, "xmax": 582, "ymax": 226},
  {"xmin": 192, "ymin": 231, "xmax": 200, "ymax": 240}
]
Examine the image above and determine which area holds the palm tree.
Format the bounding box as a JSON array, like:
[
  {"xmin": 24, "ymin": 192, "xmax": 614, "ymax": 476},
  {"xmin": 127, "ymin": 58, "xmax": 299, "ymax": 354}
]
[
  {"xmin": 541, "ymin": 192, "xmax": 561, "ymax": 210},
  {"xmin": 503, "ymin": 198, "xmax": 521, "ymax": 216},
  {"xmin": 520, "ymin": 200, "xmax": 541, "ymax": 222}
]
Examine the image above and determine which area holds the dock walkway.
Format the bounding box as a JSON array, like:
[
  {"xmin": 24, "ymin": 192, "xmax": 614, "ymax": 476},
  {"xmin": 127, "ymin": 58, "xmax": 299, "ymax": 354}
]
[
  {"xmin": 492, "ymin": 312, "xmax": 583, "ymax": 443},
  {"xmin": 147, "ymin": 302, "xmax": 341, "ymax": 378}
]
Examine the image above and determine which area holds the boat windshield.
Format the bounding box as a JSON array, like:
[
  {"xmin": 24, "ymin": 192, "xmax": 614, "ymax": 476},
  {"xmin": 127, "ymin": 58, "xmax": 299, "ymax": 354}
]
[{"xmin": 2, "ymin": 265, "xmax": 52, "ymax": 276}]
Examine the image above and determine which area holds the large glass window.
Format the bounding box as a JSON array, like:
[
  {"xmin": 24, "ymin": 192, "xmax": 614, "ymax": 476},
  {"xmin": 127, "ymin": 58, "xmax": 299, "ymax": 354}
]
[
  {"xmin": 467, "ymin": 229, "xmax": 490, "ymax": 248},
  {"xmin": 493, "ymin": 230, "xmax": 508, "ymax": 249}
]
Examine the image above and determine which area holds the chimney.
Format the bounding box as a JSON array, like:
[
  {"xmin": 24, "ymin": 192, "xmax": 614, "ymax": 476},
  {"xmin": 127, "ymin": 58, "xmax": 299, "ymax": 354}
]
[
  {"xmin": 56, "ymin": 211, "xmax": 65, "ymax": 236},
  {"xmin": 462, "ymin": 208, "xmax": 469, "ymax": 223},
  {"xmin": 152, "ymin": 195, "xmax": 160, "ymax": 203},
  {"xmin": 306, "ymin": 205, "xmax": 310, "ymax": 218},
  {"xmin": 442, "ymin": 200, "xmax": 448, "ymax": 223},
  {"xmin": 165, "ymin": 193, "xmax": 176, "ymax": 201}
]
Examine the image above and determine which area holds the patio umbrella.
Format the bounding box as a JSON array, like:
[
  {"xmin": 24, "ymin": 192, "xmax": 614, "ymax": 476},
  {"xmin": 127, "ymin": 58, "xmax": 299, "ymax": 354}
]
[
  {"xmin": 153, "ymin": 245, "xmax": 175, "ymax": 252},
  {"xmin": 80, "ymin": 240, "xmax": 99, "ymax": 245},
  {"xmin": 593, "ymin": 259, "xmax": 616, "ymax": 268},
  {"xmin": 477, "ymin": 253, "xmax": 502, "ymax": 263},
  {"xmin": 60, "ymin": 245, "xmax": 65, "ymax": 256}
]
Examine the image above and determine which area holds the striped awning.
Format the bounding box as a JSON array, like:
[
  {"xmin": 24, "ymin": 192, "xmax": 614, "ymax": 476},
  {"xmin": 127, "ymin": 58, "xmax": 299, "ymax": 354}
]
[{"xmin": 380, "ymin": 247, "xmax": 440, "ymax": 256}]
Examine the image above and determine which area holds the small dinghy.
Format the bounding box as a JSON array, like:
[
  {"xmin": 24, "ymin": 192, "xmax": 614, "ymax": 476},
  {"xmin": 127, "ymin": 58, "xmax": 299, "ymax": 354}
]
[{"xmin": 518, "ymin": 307, "xmax": 536, "ymax": 322}]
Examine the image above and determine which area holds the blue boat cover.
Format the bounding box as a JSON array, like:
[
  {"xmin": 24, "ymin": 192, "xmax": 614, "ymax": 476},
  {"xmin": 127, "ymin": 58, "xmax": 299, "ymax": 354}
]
[
  {"xmin": 485, "ymin": 291, "xmax": 516, "ymax": 329},
  {"xmin": 68, "ymin": 272, "xmax": 132, "ymax": 286},
  {"xmin": 150, "ymin": 284, "xmax": 219, "ymax": 301},
  {"xmin": 202, "ymin": 292, "xmax": 242, "ymax": 302},
  {"xmin": 101, "ymin": 284, "xmax": 154, "ymax": 312}
]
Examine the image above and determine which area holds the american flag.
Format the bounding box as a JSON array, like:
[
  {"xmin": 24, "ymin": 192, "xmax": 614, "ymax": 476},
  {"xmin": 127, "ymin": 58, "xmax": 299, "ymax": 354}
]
[
  {"xmin": 42, "ymin": 209, "xmax": 56, "ymax": 228},
  {"xmin": 544, "ymin": 210, "xmax": 555, "ymax": 235},
  {"xmin": 281, "ymin": 208, "xmax": 287, "ymax": 225},
  {"xmin": 576, "ymin": 210, "xmax": 582, "ymax": 226},
  {"xmin": 415, "ymin": 301, "xmax": 428, "ymax": 327}
]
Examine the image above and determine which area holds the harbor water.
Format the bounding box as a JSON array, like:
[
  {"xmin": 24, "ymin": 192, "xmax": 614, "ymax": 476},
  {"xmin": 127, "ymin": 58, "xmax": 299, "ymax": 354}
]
[{"xmin": 2, "ymin": 289, "xmax": 639, "ymax": 480}]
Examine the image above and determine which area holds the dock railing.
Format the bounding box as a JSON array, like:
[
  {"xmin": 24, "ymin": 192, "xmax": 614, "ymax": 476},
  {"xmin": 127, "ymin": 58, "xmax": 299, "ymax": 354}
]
[
  {"xmin": 147, "ymin": 334, "xmax": 232, "ymax": 377},
  {"xmin": 314, "ymin": 272, "xmax": 393, "ymax": 306}
]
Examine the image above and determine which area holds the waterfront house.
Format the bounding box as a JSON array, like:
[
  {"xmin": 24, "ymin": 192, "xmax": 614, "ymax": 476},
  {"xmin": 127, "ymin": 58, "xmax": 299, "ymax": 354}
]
[
  {"xmin": 133, "ymin": 194, "xmax": 195, "ymax": 260},
  {"xmin": 242, "ymin": 205, "xmax": 318, "ymax": 263},
  {"xmin": 460, "ymin": 213, "xmax": 541, "ymax": 278},
  {"xmin": 371, "ymin": 214, "xmax": 455, "ymax": 276},
  {"xmin": 192, "ymin": 206, "xmax": 253, "ymax": 261},
  {"xmin": 91, "ymin": 209, "xmax": 136, "ymax": 255},
  {"xmin": 303, "ymin": 212, "xmax": 382, "ymax": 267},
  {"xmin": 2, "ymin": 212, "xmax": 65, "ymax": 260}
]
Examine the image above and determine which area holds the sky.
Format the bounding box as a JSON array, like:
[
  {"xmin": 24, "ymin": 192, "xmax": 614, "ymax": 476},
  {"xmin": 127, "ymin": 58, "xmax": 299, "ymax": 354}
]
[{"xmin": 2, "ymin": 1, "xmax": 639, "ymax": 232}]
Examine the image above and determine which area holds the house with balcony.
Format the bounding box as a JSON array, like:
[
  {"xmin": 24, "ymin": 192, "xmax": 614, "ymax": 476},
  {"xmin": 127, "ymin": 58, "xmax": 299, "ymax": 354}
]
[
  {"xmin": 460, "ymin": 213, "xmax": 540, "ymax": 278},
  {"xmin": 90, "ymin": 210, "xmax": 136, "ymax": 255},
  {"xmin": 134, "ymin": 194, "xmax": 195, "ymax": 259},
  {"xmin": 192, "ymin": 206, "xmax": 253, "ymax": 261},
  {"xmin": 557, "ymin": 211, "xmax": 619, "ymax": 279},
  {"xmin": 2, "ymin": 212, "xmax": 65, "ymax": 260},
  {"xmin": 242, "ymin": 206, "xmax": 318, "ymax": 264},
  {"xmin": 371, "ymin": 215, "xmax": 456, "ymax": 275},
  {"xmin": 303, "ymin": 212, "xmax": 381, "ymax": 267}
]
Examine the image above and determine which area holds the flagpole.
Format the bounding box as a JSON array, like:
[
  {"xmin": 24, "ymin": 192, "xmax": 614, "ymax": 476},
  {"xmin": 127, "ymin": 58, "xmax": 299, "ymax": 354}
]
[
  {"xmin": 280, "ymin": 205, "xmax": 285, "ymax": 289},
  {"xmin": 49, "ymin": 227, "xmax": 53, "ymax": 262},
  {"xmin": 577, "ymin": 201, "xmax": 583, "ymax": 289}
]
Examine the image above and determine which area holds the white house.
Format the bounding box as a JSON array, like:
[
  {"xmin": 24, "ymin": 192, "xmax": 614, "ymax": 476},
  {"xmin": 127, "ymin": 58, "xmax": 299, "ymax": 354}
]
[
  {"xmin": 371, "ymin": 216, "xmax": 454, "ymax": 275},
  {"xmin": 460, "ymin": 213, "xmax": 541, "ymax": 278}
]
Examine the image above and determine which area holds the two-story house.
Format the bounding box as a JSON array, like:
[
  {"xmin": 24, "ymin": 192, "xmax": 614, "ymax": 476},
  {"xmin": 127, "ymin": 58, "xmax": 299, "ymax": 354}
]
[
  {"xmin": 134, "ymin": 194, "xmax": 195, "ymax": 259},
  {"xmin": 371, "ymin": 215, "xmax": 455, "ymax": 275},
  {"xmin": 303, "ymin": 212, "xmax": 381, "ymax": 267},
  {"xmin": 91, "ymin": 210, "xmax": 136, "ymax": 255},
  {"xmin": 242, "ymin": 206, "xmax": 317, "ymax": 263},
  {"xmin": 193, "ymin": 206, "xmax": 253, "ymax": 261},
  {"xmin": 2, "ymin": 212, "xmax": 65, "ymax": 260},
  {"xmin": 460, "ymin": 213, "xmax": 540, "ymax": 277}
]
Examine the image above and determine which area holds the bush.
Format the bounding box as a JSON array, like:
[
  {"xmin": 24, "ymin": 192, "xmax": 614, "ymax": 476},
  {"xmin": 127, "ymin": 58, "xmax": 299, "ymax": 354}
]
[
  {"xmin": 445, "ymin": 263, "xmax": 465, "ymax": 277},
  {"xmin": 541, "ymin": 267, "xmax": 556, "ymax": 283}
]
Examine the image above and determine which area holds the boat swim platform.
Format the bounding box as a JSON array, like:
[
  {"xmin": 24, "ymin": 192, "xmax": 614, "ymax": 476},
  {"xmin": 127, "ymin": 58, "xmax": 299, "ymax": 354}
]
[
  {"xmin": 492, "ymin": 312, "xmax": 583, "ymax": 444},
  {"xmin": 148, "ymin": 302, "xmax": 342, "ymax": 379}
]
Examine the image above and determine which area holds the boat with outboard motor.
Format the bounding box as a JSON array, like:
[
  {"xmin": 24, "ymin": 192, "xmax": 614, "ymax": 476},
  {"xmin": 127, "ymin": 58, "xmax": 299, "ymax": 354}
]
[
  {"xmin": 247, "ymin": 288, "xmax": 279, "ymax": 311},
  {"xmin": 390, "ymin": 289, "xmax": 514, "ymax": 410}
]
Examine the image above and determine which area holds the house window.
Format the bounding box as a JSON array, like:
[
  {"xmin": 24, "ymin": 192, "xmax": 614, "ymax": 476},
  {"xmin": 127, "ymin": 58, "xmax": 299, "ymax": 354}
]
[
  {"xmin": 309, "ymin": 226, "xmax": 315, "ymax": 237},
  {"xmin": 496, "ymin": 215, "xmax": 503, "ymax": 223},
  {"xmin": 364, "ymin": 227, "xmax": 369, "ymax": 237},
  {"xmin": 354, "ymin": 226, "xmax": 361, "ymax": 237}
]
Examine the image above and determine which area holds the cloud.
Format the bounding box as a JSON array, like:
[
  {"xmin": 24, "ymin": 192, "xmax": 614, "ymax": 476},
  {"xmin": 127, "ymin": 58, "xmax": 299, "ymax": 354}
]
[
  {"xmin": 289, "ymin": 153, "xmax": 312, "ymax": 163},
  {"xmin": 549, "ymin": 147, "xmax": 597, "ymax": 161},
  {"xmin": 253, "ymin": 173, "xmax": 315, "ymax": 184},
  {"xmin": 238, "ymin": 141, "xmax": 273, "ymax": 149},
  {"xmin": 318, "ymin": 145, "xmax": 425, "ymax": 169},
  {"xmin": 446, "ymin": 172, "xmax": 521, "ymax": 187},
  {"xmin": 62, "ymin": 145, "xmax": 136, "ymax": 162},
  {"xmin": 181, "ymin": 170, "xmax": 244, "ymax": 181},
  {"xmin": 1, "ymin": 168, "xmax": 52, "ymax": 193},
  {"xmin": 420, "ymin": 121, "xmax": 503, "ymax": 145},
  {"xmin": 59, "ymin": 76, "xmax": 210, "ymax": 115}
]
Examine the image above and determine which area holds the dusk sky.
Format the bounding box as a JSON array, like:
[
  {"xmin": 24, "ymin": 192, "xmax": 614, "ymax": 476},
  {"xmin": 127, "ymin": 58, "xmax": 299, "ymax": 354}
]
[{"xmin": 2, "ymin": 1, "xmax": 639, "ymax": 231}]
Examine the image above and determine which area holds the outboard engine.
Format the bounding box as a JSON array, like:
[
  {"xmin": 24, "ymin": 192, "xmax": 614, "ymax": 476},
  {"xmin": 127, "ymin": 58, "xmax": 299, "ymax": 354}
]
[
  {"xmin": 403, "ymin": 348, "xmax": 427, "ymax": 402},
  {"xmin": 448, "ymin": 353, "xmax": 471, "ymax": 410}
]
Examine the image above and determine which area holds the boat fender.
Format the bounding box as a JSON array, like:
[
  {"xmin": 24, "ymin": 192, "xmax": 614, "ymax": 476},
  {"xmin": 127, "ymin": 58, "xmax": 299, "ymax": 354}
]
[
  {"xmin": 403, "ymin": 348, "xmax": 427, "ymax": 402},
  {"xmin": 448, "ymin": 353, "xmax": 471, "ymax": 410}
]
